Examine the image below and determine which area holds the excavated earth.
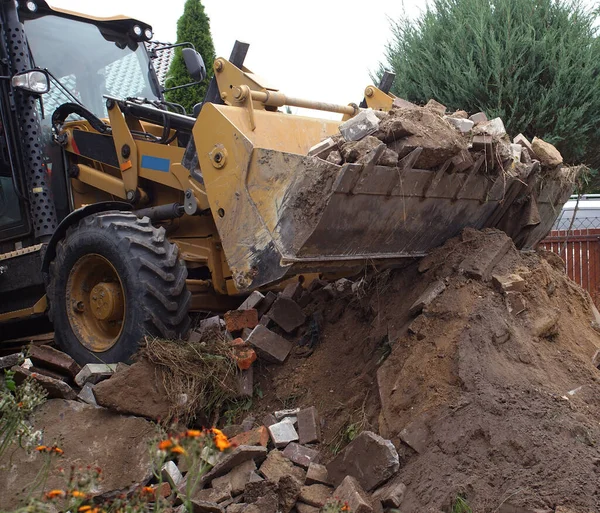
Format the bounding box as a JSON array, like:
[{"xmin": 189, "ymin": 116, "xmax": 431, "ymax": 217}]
[{"xmin": 251, "ymin": 228, "xmax": 600, "ymax": 512}]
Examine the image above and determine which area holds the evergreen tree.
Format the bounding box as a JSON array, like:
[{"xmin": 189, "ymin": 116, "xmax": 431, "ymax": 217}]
[
  {"xmin": 377, "ymin": 0, "xmax": 600, "ymax": 184},
  {"xmin": 165, "ymin": 0, "xmax": 215, "ymax": 114}
]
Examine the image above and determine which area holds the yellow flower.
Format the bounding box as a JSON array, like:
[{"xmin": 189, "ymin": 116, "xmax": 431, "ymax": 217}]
[
  {"xmin": 45, "ymin": 489, "xmax": 66, "ymax": 499},
  {"xmin": 211, "ymin": 429, "xmax": 231, "ymax": 452},
  {"xmin": 185, "ymin": 429, "xmax": 202, "ymax": 438}
]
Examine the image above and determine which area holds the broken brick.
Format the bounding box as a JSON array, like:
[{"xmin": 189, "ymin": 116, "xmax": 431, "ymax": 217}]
[
  {"xmin": 237, "ymin": 367, "xmax": 253, "ymax": 398},
  {"xmin": 229, "ymin": 338, "xmax": 257, "ymax": 370},
  {"xmin": 258, "ymin": 450, "xmax": 306, "ymax": 483},
  {"xmin": 230, "ymin": 426, "xmax": 269, "ymax": 448},
  {"xmin": 211, "ymin": 459, "xmax": 256, "ymax": 495},
  {"xmin": 0, "ymin": 352, "xmax": 23, "ymax": 370},
  {"xmin": 282, "ymin": 442, "xmax": 320, "ymax": 469},
  {"xmin": 74, "ymin": 363, "xmax": 116, "ymax": 387},
  {"xmin": 492, "ymin": 274, "xmax": 526, "ymax": 293},
  {"xmin": 460, "ymin": 232, "xmax": 512, "ymax": 281},
  {"xmin": 257, "ymin": 291, "xmax": 277, "ymax": 318},
  {"xmin": 161, "ymin": 461, "xmax": 184, "ymax": 488},
  {"xmin": 200, "ymin": 446, "xmax": 267, "ymax": 487},
  {"xmin": 338, "ymin": 109, "xmax": 380, "ymax": 142},
  {"xmin": 297, "ymin": 407, "xmax": 321, "ymax": 444},
  {"xmin": 268, "ymin": 297, "xmax": 306, "ymax": 333},
  {"xmin": 77, "ymin": 382, "xmax": 97, "ymax": 406},
  {"xmin": 372, "ymin": 478, "xmax": 406, "ymax": 508},
  {"xmin": 308, "ymin": 137, "xmax": 337, "ymax": 159},
  {"xmin": 469, "ymin": 111, "xmax": 488, "ymax": 124},
  {"xmin": 247, "ymin": 325, "xmax": 293, "ymax": 364},
  {"xmin": 28, "ymin": 344, "xmax": 80, "ymax": 379},
  {"xmin": 298, "ymin": 484, "xmax": 332, "ymax": 508},
  {"xmin": 424, "ymin": 99, "xmax": 446, "ymax": 115},
  {"xmin": 224, "ymin": 309, "xmax": 258, "ymax": 332}
]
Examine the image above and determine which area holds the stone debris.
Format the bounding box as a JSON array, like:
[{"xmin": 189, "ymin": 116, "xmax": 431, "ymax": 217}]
[
  {"xmin": 475, "ymin": 117, "xmax": 506, "ymax": 137},
  {"xmin": 281, "ymin": 282, "xmax": 304, "ymax": 301},
  {"xmin": 256, "ymin": 291, "xmax": 277, "ymax": 318},
  {"xmin": 332, "ymin": 476, "xmax": 374, "ymax": 513},
  {"xmin": 229, "ymin": 338, "xmax": 257, "ymax": 370},
  {"xmin": 247, "ymin": 325, "xmax": 293, "ymax": 364},
  {"xmin": 532, "ymin": 136, "xmax": 563, "ymax": 167},
  {"xmin": 460, "ymin": 230, "xmax": 512, "ymax": 281},
  {"xmin": 338, "ymin": 109, "xmax": 380, "ymax": 142},
  {"xmin": 237, "ymin": 367, "xmax": 253, "ymax": 398},
  {"xmin": 77, "ymin": 382, "xmax": 97, "ymax": 406},
  {"xmin": 298, "ymin": 484, "xmax": 333, "ymax": 508},
  {"xmin": 199, "ymin": 315, "xmax": 225, "ymax": 331},
  {"xmin": 92, "ymin": 359, "xmax": 170, "ymax": 421},
  {"xmin": 297, "ymin": 406, "xmax": 321, "ymax": 444},
  {"xmin": 492, "ymin": 273, "xmax": 526, "ymax": 293},
  {"xmin": 74, "ymin": 363, "xmax": 117, "ymax": 386},
  {"xmin": 258, "ymin": 450, "xmax": 306, "ymax": 483},
  {"xmin": 408, "ymin": 280, "xmax": 446, "ymax": 316},
  {"xmin": 424, "ymin": 99, "xmax": 446, "ymax": 115},
  {"xmin": 326, "ymin": 431, "xmax": 399, "ymax": 491},
  {"xmin": 212, "ymin": 459, "xmax": 256, "ymax": 495},
  {"xmin": 469, "ymin": 111, "xmax": 488, "ymax": 124},
  {"xmin": 282, "ymin": 442, "xmax": 319, "ymax": 469},
  {"xmin": 308, "ymin": 137, "xmax": 337, "ymax": 159},
  {"xmin": 0, "ymin": 352, "xmax": 23, "ymax": 370},
  {"xmin": 268, "ymin": 420, "xmax": 299, "ymax": 448},
  {"xmin": 267, "ymin": 297, "xmax": 306, "ymax": 333},
  {"xmin": 201, "ymin": 446, "xmax": 268, "ymax": 486},
  {"xmin": 229, "ymin": 426, "xmax": 269, "ymax": 448},
  {"xmin": 274, "ymin": 408, "xmax": 300, "ymax": 420},
  {"xmin": 446, "ymin": 117, "xmax": 474, "ymax": 133},
  {"xmin": 161, "ymin": 461, "xmax": 184, "ymax": 488},
  {"xmin": 28, "ymin": 344, "xmax": 80, "ymax": 379},
  {"xmin": 372, "ymin": 477, "xmax": 407, "ymax": 508},
  {"xmin": 12, "ymin": 365, "xmax": 77, "ymax": 400},
  {"xmin": 306, "ymin": 463, "xmax": 330, "ymax": 486},
  {"xmin": 238, "ymin": 291, "xmax": 265, "ymax": 311}
]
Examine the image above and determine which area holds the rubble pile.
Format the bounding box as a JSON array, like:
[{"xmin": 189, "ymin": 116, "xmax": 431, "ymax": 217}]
[
  {"xmin": 4, "ymin": 225, "xmax": 600, "ymax": 512},
  {"xmin": 308, "ymin": 98, "xmax": 566, "ymax": 180}
]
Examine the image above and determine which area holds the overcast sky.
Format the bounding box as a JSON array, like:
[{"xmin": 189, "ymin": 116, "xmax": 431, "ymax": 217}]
[{"xmin": 48, "ymin": 0, "xmax": 423, "ymax": 118}]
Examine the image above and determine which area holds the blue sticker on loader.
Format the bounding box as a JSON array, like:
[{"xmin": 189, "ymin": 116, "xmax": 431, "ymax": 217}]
[{"xmin": 141, "ymin": 155, "xmax": 170, "ymax": 172}]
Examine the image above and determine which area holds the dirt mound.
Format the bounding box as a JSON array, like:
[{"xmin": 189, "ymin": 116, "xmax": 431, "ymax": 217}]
[{"xmin": 251, "ymin": 228, "xmax": 600, "ymax": 512}]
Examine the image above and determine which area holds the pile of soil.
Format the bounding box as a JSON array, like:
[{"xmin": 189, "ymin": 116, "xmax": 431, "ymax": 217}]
[{"xmin": 249, "ymin": 228, "xmax": 600, "ymax": 512}]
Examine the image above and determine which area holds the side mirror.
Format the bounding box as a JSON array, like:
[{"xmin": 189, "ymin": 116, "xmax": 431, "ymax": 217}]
[
  {"xmin": 12, "ymin": 69, "xmax": 50, "ymax": 95},
  {"xmin": 182, "ymin": 48, "xmax": 206, "ymax": 82}
]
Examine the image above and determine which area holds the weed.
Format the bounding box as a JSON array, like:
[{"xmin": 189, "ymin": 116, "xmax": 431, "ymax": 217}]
[
  {"xmin": 452, "ymin": 495, "xmax": 473, "ymax": 513},
  {"xmin": 328, "ymin": 395, "xmax": 370, "ymax": 455},
  {"xmin": 222, "ymin": 398, "xmax": 253, "ymax": 426}
]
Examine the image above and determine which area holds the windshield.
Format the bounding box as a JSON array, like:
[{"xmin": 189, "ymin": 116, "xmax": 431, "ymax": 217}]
[{"xmin": 23, "ymin": 14, "xmax": 160, "ymax": 122}]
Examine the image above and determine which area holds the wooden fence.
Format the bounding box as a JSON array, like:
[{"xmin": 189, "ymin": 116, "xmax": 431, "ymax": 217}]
[{"xmin": 539, "ymin": 229, "xmax": 600, "ymax": 306}]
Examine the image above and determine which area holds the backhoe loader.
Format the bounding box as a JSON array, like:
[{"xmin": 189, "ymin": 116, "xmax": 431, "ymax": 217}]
[{"xmin": 0, "ymin": 0, "xmax": 575, "ymax": 363}]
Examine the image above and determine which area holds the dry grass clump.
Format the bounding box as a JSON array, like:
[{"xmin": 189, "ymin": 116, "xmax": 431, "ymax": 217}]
[{"xmin": 141, "ymin": 330, "xmax": 238, "ymax": 425}]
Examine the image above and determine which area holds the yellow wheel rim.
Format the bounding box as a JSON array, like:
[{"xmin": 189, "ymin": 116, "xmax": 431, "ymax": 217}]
[{"xmin": 66, "ymin": 254, "xmax": 125, "ymax": 352}]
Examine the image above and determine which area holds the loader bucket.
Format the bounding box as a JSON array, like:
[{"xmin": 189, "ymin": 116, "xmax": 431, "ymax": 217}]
[{"xmin": 194, "ymin": 103, "xmax": 577, "ymax": 292}]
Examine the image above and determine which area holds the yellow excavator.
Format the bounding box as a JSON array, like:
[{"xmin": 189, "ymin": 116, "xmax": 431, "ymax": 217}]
[{"xmin": 0, "ymin": 1, "xmax": 574, "ymax": 363}]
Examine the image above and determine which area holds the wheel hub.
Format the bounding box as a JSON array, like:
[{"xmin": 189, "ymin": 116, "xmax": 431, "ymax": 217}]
[
  {"xmin": 66, "ymin": 254, "xmax": 126, "ymax": 352},
  {"xmin": 90, "ymin": 282, "xmax": 124, "ymax": 321}
]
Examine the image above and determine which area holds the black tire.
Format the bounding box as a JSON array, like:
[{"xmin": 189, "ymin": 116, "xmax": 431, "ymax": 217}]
[{"xmin": 47, "ymin": 211, "xmax": 191, "ymax": 364}]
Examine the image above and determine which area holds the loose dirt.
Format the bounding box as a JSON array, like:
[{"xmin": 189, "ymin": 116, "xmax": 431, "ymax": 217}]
[{"xmin": 247, "ymin": 228, "xmax": 600, "ymax": 512}]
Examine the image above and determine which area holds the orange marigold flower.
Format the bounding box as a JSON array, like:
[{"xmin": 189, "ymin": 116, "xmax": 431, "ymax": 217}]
[
  {"xmin": 71, "ymin": 490, "xmax": 86, "ymax": 498},
  {"xmin": 51, "ymin": 447, "xmax": 64, "ymax": 455},
  {"xmin": 341, "ymin": 503, "xmax": 350, "ymax": 512},
  {"xmin": 185, "ymin": 429, "xmax": 202, "ymax": 438},
  {"xmin": 17, "ymin": 402, "xmax": 23, "ymax": 408},
  {"xmin": 170, "ymin": 445, "xmax": 186, "ymax": 455},
  {"xmin": 36, "ymin": 445, "xmax": 48, "ymax": 452},
  {"xmin": 157, "ymin": 439, "xmax": 173, "ymax": 451},
  {"xmin": 78, "ymin": 506, "xmax": 92, "ymax": 512},
  {"xmin": 45, "ymin": 489, "xmax": 66, "ymax": 499},
  {"xmin": 141, "ymin": 486, "xmax": 154, "ymax": 495},
  {"xmin": 212, "ymin": 431, "xmax": 231, "ymax": 452}
]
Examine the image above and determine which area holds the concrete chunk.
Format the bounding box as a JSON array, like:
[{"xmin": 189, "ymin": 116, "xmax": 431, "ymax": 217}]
[
  {"xmin": 74, "ymin": 363, "xmax": 116, "ymax": 387},
  {"xmin": 295, "ymin": 502, "xmax": 320, "ymax": 513},
  {"xmin": 297, "ymin": 407, "xmax": 321, "ymax": 444},
  {"xmin": 299, "ymin": 484, "xmax": 332, "ymax": 508},
  {"xmin": 200, "ymin": 446, "xmax": 268, "ymax": 487},
  {"xmin": 268, "ymin": 420, "xmax": 299, "ymax": 448},
  {"xmin": 247, "ymin": 325, "xmax": 293, "ymax": 364},
  {"xmin": 409, "ymin": 280, "xmax": 446, "ymax": 316},
  {"xmin": 446, "ymin": 117, "xmax": 474, "ymax": 133},
  {"xmin": 28, "ymin": 345, "xmax": 80, "ymax": 379},
  {"xmin": 333, "ymin": 476, "xmax": 373, "ymax": 513},
  {"xmin": 306, "ymin": 463, "xmax": 330, "ymax": 486},
  {"xmin": 424, "ymin": 99, "xmax": 446, "ymax": 115},
  {"xmin": 326, "ymin": 431, "xmax": 399, "ymax": 491},
  {"xmin": 460, "ymin": 232, "xmax": 512, "ymax": 281},
  {"xmin": 282, "ymin": 442, "xmax": 320, "ymax": 469},
  {"xmin": 193, "ymin": 482, "xmax": 232, "ymax": 503},
  {"xmin": 476, "ymin": 117, "xmax": 506, "ymax": 137},
  {"xmin": 469, "ymin": 111, "xmax": 488, "ymax": 124},
  {"xmin": 281, "ymin": 282, "xmax": 303, "ymax": 301},
  {"xmin": 492, "ymin": 274, "xmax": 526, "ymax": 293},
  {"xmin": 513, "ymin": 133, "xmax": 534, "ymax": 155},
  {"xmin": 339, "ymin": 110, "xmax": 380, "ymax": 142},
  {"xmin": 257, "ymin": 291, "xmax": 277, "ymax": 318},
  {"xmin": 392, "ymin": 97, "xmax": 418, "ymax": 109},
  {"xmin": 199, "ymin": 315, "xmax": 225, "ymax": 331},
  {"xmin": 237, "ymin": 367, "xmax": 253, "ymax": 398},
  {"xmin": 162, "ymin": 461, "xmax": 184, "ymax": 488},
  {"xmin": 308, "ymin": 137, "xmax": 336, "ymax": 159},
  {"xmin": 77, "ymin": 382, "xmax": 97, "ymax": 406},
  {"xmin": 239, "ymin": 291, "xmax": 265, "ymax": 311},
  {"xmin": 268, "ymin": 297, "xmax": 306, "ymax": 333}
]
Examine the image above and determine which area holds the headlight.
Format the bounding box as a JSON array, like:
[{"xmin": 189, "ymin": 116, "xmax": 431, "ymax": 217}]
[
  {"xmin": 144, "ymin": 28, "xmax": 153, "ymax": 40},
  {"xmin": 132, "ymin": 25, "xmax": 143, "ymax": 37},
  {"xmin": 12, "ymin": 70, "xmax": 50, "ymax": 95},
  {"xmin": 25, "ymin": 1, "xmax": 37, "ymax": 12}
]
